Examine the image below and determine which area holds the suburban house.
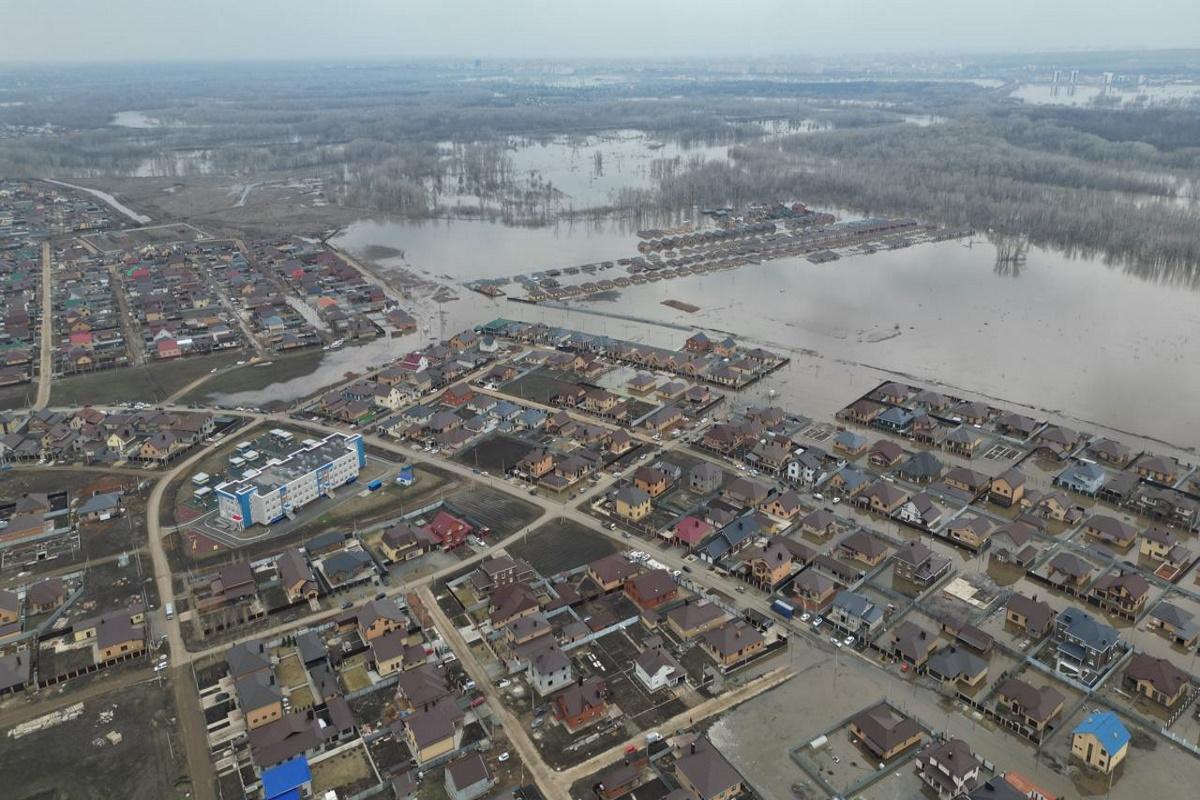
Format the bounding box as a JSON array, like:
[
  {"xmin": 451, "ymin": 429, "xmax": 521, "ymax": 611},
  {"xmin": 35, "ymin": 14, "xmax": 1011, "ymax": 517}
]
[
  {"xmin": 588, "ymin": 554, "xmax": 640, "ymax": 593},
  {"xmin": 895, "ymin": 493, "xmax": 943, "ymax": 529},
  {"xmin": 667, "ymin": 602, "xmax": 731, "ymax": 640},
  {"xmin": 1071, "ymin": 711, "xmax": 1130, "ymax": 775},
  {"xmin": 1089, "ymin": 571, "xmax": 1150, "ymax": 618},
  {"xmin": 859, "ymin": 481, "xmax": 908, "ymax": 516},
  {"xmin": 614, "ymin": 486, "xmax": 652, "ymax": 522},
  {"xmin": 1148, "ymin": 602, "xmax": 1200, "ymax": 649},
  {"xmin": 674, "ymin": 737, "xmax": 745, "ymax": 800},
  {"xmin": 799, "ymin": 509, "xmax": 839, "ymax": 539},
  {"xmin": 689, "ymin": 462, "xmax": 725, "ymax": 494},
  {"xmin": 898, "ymin": 451, "xmax": 944, "ymax": 484},
  {"xmin": 946, "ymin": 515, "xmax": 994, "ymax": 551},
  {"xmin": 1055, "ymin": 607, "xmax": 1121, "ymax": 676},
  {"xmin": 1005, "ymin": 593, "xmax": 1054, "ymax": 638},
  {"xmin": 634, "ymin": 644, "xmax": 685, "ymax": 692},
  {"xmin": 624, "ymin": 570, "xmax": 678, "ymax": 611},
  {"xmin": 553, "ymin": 676, "xmax": 609, "ymax": 732},
  {"xmin": 398, "ymin": 698, "xmax": 464, "ymax": 764},
  {"xmin": 848, "ymin": 703, "xmax": 923, "ymax": 761},
  {"xmin": 1123, "ymin": 653, "xmax": 1192, "ymax": 708},
  {"xmin": 530, "ymin": 646, "xmax": 574, "ymax": 696},
  {"xmin": 893, "ymin": 541, "xmax": 951, "ymax": 587},
  {"xmin": 790, "ymin": 570, "xmax": 837, "ymax": 611},
  {"xmin": 837, "ymin": 531, "xmax": 890, "ymax": 567},
  {"xmin": 828, "ymin": 591, "xmax": 885, "ymax": 636},
  {"xmin": 988, "ymin": 468, "xmax": 1027, "ymax": 508},
  {"xmin": 915, "ymin": 738, "xmax": 981, "ymax": 800},
  {"xmin": 444, "ymin": 753, "xmax": 494, "ymax": 800},
  {"xmin": 890, "ymin": 621, "xmax": 940, "ymax": 667},
  {"xmin": 700, "ymin": 620, "xmax": 765, "ymax": 668},
  {"xmin": 925, "ymin": 646, "xmax": 988, "ymax": 689},
  {"xmin": 995, "ymin": 678, "xmax": 1064, "ymax": 737},
  {"xmin": 1082, "ymin": 514, "xmax": 1138, "ymax": 550},
  {"xmin": 990, "ymin": 522, "xmax": 1039, "ymax": 568},
  {"xmin": 1046, "ymin": 552, "xmax": 1093, "ymax": 591}
]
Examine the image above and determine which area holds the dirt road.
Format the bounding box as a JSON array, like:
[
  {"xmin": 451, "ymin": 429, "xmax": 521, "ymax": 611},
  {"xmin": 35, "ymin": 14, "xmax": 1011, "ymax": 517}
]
[
  {"xmin": 34, "ymin": 241, "xmax": 52, "ymax": 410},
  {"xmin": 417, "ymin": 585, "xmax": 564, "ymax": 798}
]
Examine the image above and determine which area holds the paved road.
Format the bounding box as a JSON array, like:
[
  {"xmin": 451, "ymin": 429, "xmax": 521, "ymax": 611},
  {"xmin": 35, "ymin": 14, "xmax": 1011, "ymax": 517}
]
[{"xmin": 34, "ymin": 241, "xmax": 52, "ymax": 410}]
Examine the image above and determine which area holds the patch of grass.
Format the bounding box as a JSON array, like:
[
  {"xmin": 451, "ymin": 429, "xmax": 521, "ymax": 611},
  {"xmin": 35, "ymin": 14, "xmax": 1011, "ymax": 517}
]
[{"xmin": 52, "ymin": 351, "xmax": 246, "ymax": 406}]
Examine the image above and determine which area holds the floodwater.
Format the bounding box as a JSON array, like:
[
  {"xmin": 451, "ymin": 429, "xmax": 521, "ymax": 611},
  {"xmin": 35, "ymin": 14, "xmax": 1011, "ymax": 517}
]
[
  {"xmin": 213, "ymin": 332, "xmax": 424, "ymax": 407},
  {"xmin": 332, "ymin": 217, "xmax": 635, "ymax": 281},
  {"xmin": 44, "ymin": 178, "xmax": 152, "ymax": 224},
  {"xmin": 565, "ymin": 239, "xmax": 1200, "ymax": 450},
  {"xmin": 110, "ymin": 110, "xmax": 162, "ymax": 128},
  {"xmin": 326, "ymin": 217, "xmax": 1199, "ymax": 452}
]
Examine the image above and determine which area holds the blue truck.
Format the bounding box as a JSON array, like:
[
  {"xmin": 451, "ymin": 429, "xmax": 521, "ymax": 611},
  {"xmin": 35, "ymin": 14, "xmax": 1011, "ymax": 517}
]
[{"xmin": 770, "ymin": 599, "xmax": 795, "ymax": 620}]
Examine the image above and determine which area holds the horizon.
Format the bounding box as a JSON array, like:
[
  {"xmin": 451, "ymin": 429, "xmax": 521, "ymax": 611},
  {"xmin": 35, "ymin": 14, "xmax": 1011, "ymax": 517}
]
[{"xmin": 4, "ymin": 0, "xmax": 1200, "ymax": 64}]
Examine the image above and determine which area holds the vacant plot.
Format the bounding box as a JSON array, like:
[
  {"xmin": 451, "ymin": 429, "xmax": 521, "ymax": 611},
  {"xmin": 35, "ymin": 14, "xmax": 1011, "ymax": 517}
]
[
  {"xmin": 182, "ymin": 348, "xmax": 325, "ymax": 403},
  {"xmin": 0, "ymin": 681, "xmax": 188, "ymax": 800},
  {"xmin": 444, "ymin": 484, "xmax": 543, "ymax": 537},
  {"xmin": 454, "ymin": 433, "xmax": 535, "ymax": 475},
  {"xmin": 500, "ymin": 367, "xmax": 577, "ymax": 405},
  {"xmin": 509, "ymin": 518, "xmax": 617, "ymax": 574},
  {"xmin": 51, "ymin": 350, "xmax": 245, "ymax": 406},
  {"xmin": 310, "ymin": 743, "xmax": 378, "ymax": 797}
]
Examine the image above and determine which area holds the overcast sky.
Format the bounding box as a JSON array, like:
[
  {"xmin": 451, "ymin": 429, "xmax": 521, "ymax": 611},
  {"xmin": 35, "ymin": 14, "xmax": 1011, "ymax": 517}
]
[{"xmin": 4, "ymin": 0, "xmax": 1199, "ymax": 62}]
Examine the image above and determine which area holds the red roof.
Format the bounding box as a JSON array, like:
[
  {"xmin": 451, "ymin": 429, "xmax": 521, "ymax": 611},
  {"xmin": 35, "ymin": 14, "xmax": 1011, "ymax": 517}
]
[
  {"xmin": 674, "ymin": 515, "xmax": 713, "ymax": 545},
  {"xmin": 428, "ymin": 510, "xmax": 470, "ymax": 540}
]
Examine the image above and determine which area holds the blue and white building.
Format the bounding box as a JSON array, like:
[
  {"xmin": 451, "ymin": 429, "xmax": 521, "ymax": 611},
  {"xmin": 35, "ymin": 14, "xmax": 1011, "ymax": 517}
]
[{"xmin": 216, "ymin": 433, "xmax": 365, "ymax": 529}]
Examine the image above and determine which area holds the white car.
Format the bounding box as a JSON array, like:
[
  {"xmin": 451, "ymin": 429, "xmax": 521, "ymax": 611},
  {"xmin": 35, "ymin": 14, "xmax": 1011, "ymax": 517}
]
[
  {"xmin": 800, "ymin": 612, "xmax": 811, "ymax": 623},
  {"xmin": 497, "ymin": 679, "xmax": 512, "ymax": 689},
  {"xmin": 832, "ymin": 497, "xmax": 841, "ymax": 504},
  {"xmin": 843, "ymin": 635, "xmax": 855, "ymax": 647},
  {"xmin": 498, "ymin": 752, "xmax": 511, "ymax": 762}
]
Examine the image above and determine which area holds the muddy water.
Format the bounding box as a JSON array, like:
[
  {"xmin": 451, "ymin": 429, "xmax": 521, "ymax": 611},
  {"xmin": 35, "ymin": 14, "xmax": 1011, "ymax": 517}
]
[
  {"xmin": 332, "ymin": 217, "xmax": 635, "ymax": 281},
  {"xmin": 563, "ymin": 240, "xmax": 1200, "ymax": 450},
  {"xmin": 291, "ymin": 219, "xmax": 1200, "ymax": 452}
]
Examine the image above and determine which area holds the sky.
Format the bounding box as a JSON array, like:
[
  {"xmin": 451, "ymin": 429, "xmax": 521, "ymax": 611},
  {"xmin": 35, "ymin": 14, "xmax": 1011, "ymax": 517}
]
[{"xmin": 3, "ymin": 0, "xmax": 1199, "ymax": 62}]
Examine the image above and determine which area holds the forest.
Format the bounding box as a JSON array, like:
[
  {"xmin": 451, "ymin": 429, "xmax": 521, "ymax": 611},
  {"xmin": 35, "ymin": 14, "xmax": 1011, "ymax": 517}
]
[{"xmin": 3, "ymin": 60, "xmax": 1200, "ymax": 280}]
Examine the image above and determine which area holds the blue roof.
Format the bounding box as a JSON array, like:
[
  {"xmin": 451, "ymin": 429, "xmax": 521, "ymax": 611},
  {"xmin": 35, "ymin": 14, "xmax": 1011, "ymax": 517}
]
[
  {"xmin": 262, "ymin": 757, "xmax": 311, "ymax": 799},
  {"xmin": 1074, "ymin": 711, "xmax": 1130, "ymax": 753}
]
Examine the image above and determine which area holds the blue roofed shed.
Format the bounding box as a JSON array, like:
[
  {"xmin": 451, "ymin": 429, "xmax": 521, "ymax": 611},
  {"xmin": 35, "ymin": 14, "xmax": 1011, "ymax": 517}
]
[{"xmin": 262, "ymin": 756, "xmax": 311, "ymax": 800}]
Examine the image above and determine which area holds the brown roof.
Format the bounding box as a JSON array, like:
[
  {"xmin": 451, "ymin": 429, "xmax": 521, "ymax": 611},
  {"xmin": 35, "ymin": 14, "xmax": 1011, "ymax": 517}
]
[
  {"xmin": 850, "ymin": 703, "xmax": 923, "ymax": 754},
  {"xmin": 1006, "ymin": 593, "xmax": 1054, "ymax": 631},
  {"xmin": 1125, "ymin": 653, "xmax": 1190, "ymax": 698},
  {"xmin": 996, "ymin": 678, "xmax": 1063, "ymax": 723}
]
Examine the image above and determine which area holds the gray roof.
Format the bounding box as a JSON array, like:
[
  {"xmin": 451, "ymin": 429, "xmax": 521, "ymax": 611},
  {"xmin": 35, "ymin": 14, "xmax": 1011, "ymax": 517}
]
[
  {"xmin": 76, "ymin": 492, "xmax": 121, "ymax": 515},
  {"xmin": 1057, "ymin": 607, "xmax": 1120, "ymax": 652},
  {"xmin": 226, "ymin": 640, "xmax": 271, "ymax": 679},
  {"xmin": 900, "ymin": 451, "xmax": 943, "ymax": 479},
  {"xmin": 0, "ymin": 650, "xmax": 31, "ymax": 690},
  {"xmin": 927, "ymin": 646, "xmax": 987, "ymax": 681},
  {"xmin": 235, "ymin": 671, "xmax": 281, "ymax": 711},
  {"xmin": 833, "ymin": 590, "xmax": 883, "ymax": 625}
]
